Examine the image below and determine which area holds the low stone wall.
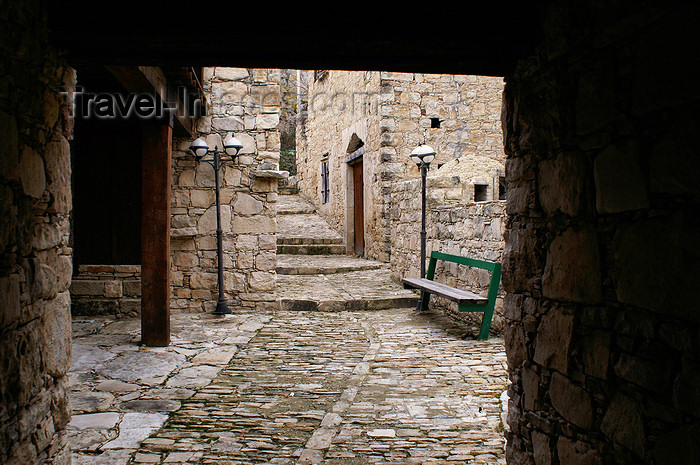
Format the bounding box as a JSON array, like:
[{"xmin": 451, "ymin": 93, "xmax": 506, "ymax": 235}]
[
  {"xmin": 70, "ymin": 265, "xmax": 141, "ymax": 316},
  {"xmin": 390, "ymin": 175, "xmax": 507, "ymax": 335}
]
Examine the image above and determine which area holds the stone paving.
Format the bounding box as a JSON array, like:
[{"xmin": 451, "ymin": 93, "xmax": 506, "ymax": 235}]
[{"xmin": 68, "ymin": 308, "xmax": 508, "ymax": 464}]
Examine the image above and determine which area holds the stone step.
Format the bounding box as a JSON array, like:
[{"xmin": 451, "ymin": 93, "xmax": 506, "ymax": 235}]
[
  {"xmin": 276, "ymin": 268, "xmax": 420, "ymax": 312},
  {"xmin": 277, "ymin": 195, "xmax": 316, "ymax": 215},
  {"xmin": 277, "ymin": 236, "xmax": 344, "ymax": 245},
  {"xmin": 276, "ymin": 244, "xmax": 347, "ymax": 255},
  {"xmin": 277, "ymin": 254, "xmax": 386, "ymax": 275}
]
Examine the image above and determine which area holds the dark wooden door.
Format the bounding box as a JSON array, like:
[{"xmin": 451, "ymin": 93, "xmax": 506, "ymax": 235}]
[{"xmin": 353, "ymin": 161, "xmax": 364, "ymax": 254}]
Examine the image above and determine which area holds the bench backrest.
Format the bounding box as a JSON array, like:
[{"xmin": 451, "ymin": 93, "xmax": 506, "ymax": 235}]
[{"xmin": 426, "ymin": 251, "xmax": 502, "ymax": 305}]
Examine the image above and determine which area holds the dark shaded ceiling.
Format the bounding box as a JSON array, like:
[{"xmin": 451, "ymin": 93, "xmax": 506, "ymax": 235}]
[{"xmin": 47, "ymin": 3, "xmax": 544, "ymax": 77}]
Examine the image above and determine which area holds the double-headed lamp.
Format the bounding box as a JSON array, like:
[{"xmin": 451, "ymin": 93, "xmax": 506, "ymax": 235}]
[{"xmin": 410, "ymin": 144, "xmax": 436, "ymax": 166}]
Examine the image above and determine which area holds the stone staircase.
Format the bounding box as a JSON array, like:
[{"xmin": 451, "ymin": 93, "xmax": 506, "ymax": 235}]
[{"xmin": 275, "ymin": 193, "xmax": 419, "ymax": 311}]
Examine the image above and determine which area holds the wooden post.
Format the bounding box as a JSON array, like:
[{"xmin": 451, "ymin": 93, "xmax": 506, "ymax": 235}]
[{"xmin": 141, "ymin": 122, "xmax": 172, "ymax": 346}]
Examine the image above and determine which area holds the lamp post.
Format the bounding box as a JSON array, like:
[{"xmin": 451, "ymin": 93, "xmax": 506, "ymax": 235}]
[
  {"xmin": 410, "ymin": 143, "xmax": 436, "ymax": 311},
  {"xmin": 189, "ymin": 133, "xmax": 243, "ymax": 315},
  {"xmin": 410, "ymin": 144, "xmax": 436, "ymax": 278}
]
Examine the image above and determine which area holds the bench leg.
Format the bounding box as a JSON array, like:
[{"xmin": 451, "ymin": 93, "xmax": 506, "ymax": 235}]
[
  {"xmin": 415, "ymin": 291, "xmax": 431, "ymax": 312},
  {"xmin": 477, "ymin": 306, "xmax": 495, "ymax": 341}
]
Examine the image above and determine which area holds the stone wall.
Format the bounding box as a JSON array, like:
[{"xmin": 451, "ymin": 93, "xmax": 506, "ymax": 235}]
[
  {"xmin": 390, "ymin": 171, "xmax": 507, "ymax": 335},
  {"xmin": 296, "ymin": 70, "xmax": 384, "ymax": 257},
  {"xmin": 70, "ymin": 265, "xmax": 141, "ymax": 316},
  {"xmin": 297, "ymin": 70, "xmax": 505, "ymax": 263},
  {"xmin": 502, "ymin": 3, "xmax": 700, "ymax": 464},
  {"xmin": 0, "ymin": 1, "xmax": 74, "ymax": 463},
  {"xmin": 170, "ymin": 68, "xmax": 283, "ymax": 312}
]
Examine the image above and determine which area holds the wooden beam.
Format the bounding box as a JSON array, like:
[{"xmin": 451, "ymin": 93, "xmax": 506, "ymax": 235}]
[
  {"xmin": 105, "ymin": 65, "xmax": 195, "ymax": 137},
  {"xmin": 141, "ymin": 123, "xmax": 172, "ymax": 347}
]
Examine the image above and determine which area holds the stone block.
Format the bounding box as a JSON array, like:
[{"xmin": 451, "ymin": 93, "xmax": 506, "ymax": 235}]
[
  {"xmin": 594, "ymin": 143, "xmax": 649, "ymax": 214},
  {"xmin": 1, "ymin": 274, "xmax": 21, "ymax": 326},
  {"xmin": 248, "ymin": 271, "xmax": 275, "ymax": 292},
  {"xmin": 531, "ymin": 431, "xmax": 553, "ymax": 465},
  {"xmin": 542, "ymin": 225, "xmax": 602, "ymax": 304},
  {"xmin": 19, "ymin": 146, "xmax": 46, "ymax": 198},
  {"xmin": 190, "ymin": 189, "xmax": 215, "ymax": 208},
  {"xmin": 70, "ymin": 279, "xmax": 105, "ymax": 296},
  {"xmin": 104, "ymin": 280, "xmax": 122, "ymax": 298},
  {"xmin": 556, "ymin": 437, "xmax": 602, "ymax": 465},
  {"xmin": 533, "ymin": 307, "xmax": 574, "ymax": 374},
  {"xmin": 232, "ymin": 215, "xmax": 275, "ymax": 234},
  {"xmin": 549, "ymin": 372, "xmax": 594, "ymax": 429},
  {"xmin": 652, "ymin": 424, "xmax": 700, "ymax": 465},
  {"xmin": 215, "ymin": 67, "xmax": 249, "ymax": 81},
  {"xmin": 580, "ymin": 331, "xmax": 611, "ymax": 379},
  {"xmin": 43, "ymin": 135, "xmax": 72, "ymax": 214},
  {"xmin": 234, "ymin": 193, "xmax": 263, "ymax": 215},
  {"xmin": 190, "ymin": 272, "xmax": 217, "ymax": 289},
  {"xmin": 611, "ymin": 211, "xmax": 698, "ymax": 321},
  {"xmin": 198, "ymin": 205, "xmax": 231, "ymax": 234},
  {"xmin": 538, "ymin": 154, "xmax": 585, "ymax": 216},
  {"xmin": 600, "ymin": 393, "xmax": 646, "ymax": 458},
  {"xmin": 40, "ymin": 292, "xmax": 71, "ymax": 377}
]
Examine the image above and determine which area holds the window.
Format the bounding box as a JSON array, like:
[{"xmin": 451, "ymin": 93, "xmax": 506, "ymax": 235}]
[
  {"xmin": 499, "ymin": 176, "xmax": 507, "ymax": 200},
  {"xmin": 314, "ymin": 70, "xmax": 328, "ymax": 81},
  {"xmin": 474, "ymin": 184, "xmax": 488, "ymax": 202},
  {"xmin": 321, "ymin": 160, "xmax": 330, "ymax": 204},
  {"xmin": 430, "ymin": 117, "xmax": 442, "ymax": 128}
]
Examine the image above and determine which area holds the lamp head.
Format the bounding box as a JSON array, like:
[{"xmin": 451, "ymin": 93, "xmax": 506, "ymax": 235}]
[
  {"xmin": 189, "ymin": 137, "xmax": 209, "ymax": 159},
  {"xmin": 410, "ymin": 144, "xmax": 436, "ymax": 166},
  {"xmin": 223, "ymin": 133, "xmax": 243, "ymax": 158}
]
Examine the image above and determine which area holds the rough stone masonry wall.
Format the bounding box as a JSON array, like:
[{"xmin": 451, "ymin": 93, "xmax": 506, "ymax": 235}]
[
  {"xmin": 502, "ymin": 2, "xmax": 700, "ymax": 465},
  {"xmin": 70, "ymin": 265, "xmax": 141, "ymax": 317},
  {"xmin": 0, "ymin": 1, "xmax": 75, "ymax": 463},
  {"xmin": 296, "ymin": 70, "xmax": 384, "ymax": 257},
  {"xmin": 171, "ymin": 68, "xmax": 282, "ymax": 312},
  {"xmin": 297, "ymin": 71, "xmax": 505, "ymax": 263},
  {"xmin": 390, "ymin": 175, "xmax": 507, "ymax": 335}
]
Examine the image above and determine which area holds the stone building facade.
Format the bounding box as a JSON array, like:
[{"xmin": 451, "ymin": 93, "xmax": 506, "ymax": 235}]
[
  {"xmin": 170, "ymin": 67, "xmax": 284, "ymax": 313},
  {"xmin": 296, "ymin": 70, "xmax": 507, "ymax": 332},
  {"xmin": 296, "ymin": 71, "xmax": 505, "ymax": 263},
  {"xmin": 70, "ymin": 67, "xmax": 284, "ymax": 315}
]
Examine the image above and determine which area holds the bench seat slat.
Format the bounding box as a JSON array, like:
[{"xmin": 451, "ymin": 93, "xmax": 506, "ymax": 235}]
[{"xmin": 402, "ymin": 278, "xmax": 488, "ymax": 305}]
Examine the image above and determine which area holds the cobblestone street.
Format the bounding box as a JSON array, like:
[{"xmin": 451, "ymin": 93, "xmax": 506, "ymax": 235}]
[{"xmin": 69, "ymin": 308, "xmax": 508, "ymax": 464}]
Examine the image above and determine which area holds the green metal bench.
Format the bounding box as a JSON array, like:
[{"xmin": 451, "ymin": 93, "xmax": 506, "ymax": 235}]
[{"xmin": 402, "ymin": 251, "xmax": 502, "ymax": 341}]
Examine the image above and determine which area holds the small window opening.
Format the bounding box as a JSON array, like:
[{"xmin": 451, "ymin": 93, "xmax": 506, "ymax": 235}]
[
  {"xmin": 499, "ymin": 176, "xmax": 507, "ymax": 200},
  {"xmin": 430, "ymin": 117, "xmax": 441, "ymax": 128},
  {"xmin": 321, "ymin": 160, "xmax": 330, "ymax": 204},
  {"xmin": 474, "ymin": 184, "xmax": 488, "ymax": 202}
]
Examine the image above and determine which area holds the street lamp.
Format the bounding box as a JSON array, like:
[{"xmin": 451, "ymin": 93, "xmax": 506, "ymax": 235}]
[
  {"xmin": 410, "ymin": 144, "xmax": 436, "ymax": 278},
  {"xmin": 409, "ymin": 143, "xmax": 435, "ymax": 311},
  {"xmin": 189, "ymin": 133, "xmax": 243, "ymax": 315}
]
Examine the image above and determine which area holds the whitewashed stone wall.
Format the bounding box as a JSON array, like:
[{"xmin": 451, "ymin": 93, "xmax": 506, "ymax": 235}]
[
  {"xmin": 170, "ymin": 68, "xmax": 283, "ymax": 312},
  {"xmin": 0, "ymin": 1, "xmax": 75, "ymax": 462},
  {"xmin": 297, "ymin": 71, "xmax": 505, "ymax": 263}
]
